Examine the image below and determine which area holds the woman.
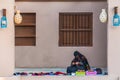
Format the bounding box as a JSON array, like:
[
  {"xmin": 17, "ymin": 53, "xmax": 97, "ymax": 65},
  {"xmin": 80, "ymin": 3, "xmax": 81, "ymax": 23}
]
[
  {"xmin": 73, "ymin": 51, "xmax": 90, "ymax": 71},
  {"xmin": 67, "ymin": 51, "xmax": 90, "ymax": 74}
]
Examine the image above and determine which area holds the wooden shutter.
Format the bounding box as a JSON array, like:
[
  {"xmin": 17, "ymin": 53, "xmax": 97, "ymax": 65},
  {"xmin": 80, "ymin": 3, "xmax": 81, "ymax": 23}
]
[
  {"xmin": 59, "ymin": 12, "xmax": 93, "ymax": 46},
  {"xmin": 15, "ymin": 13, "xmax": 36, "ymax": 46}
]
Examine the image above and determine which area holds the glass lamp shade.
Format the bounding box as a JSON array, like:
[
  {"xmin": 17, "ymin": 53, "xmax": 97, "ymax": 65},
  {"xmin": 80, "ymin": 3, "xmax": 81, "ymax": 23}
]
[{"xmin": 14, "ymin": 10, "xmax": 22, "ymax": 24}]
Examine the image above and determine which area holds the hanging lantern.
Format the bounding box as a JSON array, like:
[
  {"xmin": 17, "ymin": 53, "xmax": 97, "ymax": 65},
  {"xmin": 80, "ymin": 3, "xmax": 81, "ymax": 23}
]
[
  {"xmin": 99, "ymin": 9, "xmax": 107, "ymax": 23},
  {"xmin": 14, "ymin": 10, "xmax": 22, "ymax": 24}
]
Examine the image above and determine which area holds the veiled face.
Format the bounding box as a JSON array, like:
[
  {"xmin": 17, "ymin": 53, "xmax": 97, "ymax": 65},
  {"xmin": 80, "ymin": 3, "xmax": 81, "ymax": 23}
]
[{"xmin": 75, "ymin": 55, "xmax": 80, "ymax": 60}]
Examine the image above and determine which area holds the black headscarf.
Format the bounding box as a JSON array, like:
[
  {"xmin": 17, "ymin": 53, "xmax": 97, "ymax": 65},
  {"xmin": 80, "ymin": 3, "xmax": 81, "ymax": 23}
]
[{"xmin": 74, "ymin": 51, "xmax": 83, "ymax": 58}]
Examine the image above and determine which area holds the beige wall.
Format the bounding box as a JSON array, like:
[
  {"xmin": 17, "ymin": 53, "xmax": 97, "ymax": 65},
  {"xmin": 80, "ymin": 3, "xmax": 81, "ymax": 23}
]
[
  {"xmin": 0, "ymin": 0, "xmax": 14, "ymax": 76},
  {"xmin": 15, "ymin": 2, "xmax": 107, "ymax": 68},
  {"xmin": 108, "ymin": 0, "xmax": 120, "ymax": 75}
]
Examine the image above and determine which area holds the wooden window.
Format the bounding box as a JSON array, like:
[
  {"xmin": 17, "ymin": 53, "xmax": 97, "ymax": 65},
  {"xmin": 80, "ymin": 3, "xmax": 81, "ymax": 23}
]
[
  {"xmin": 59, "ymin": 12, "xmax": 93, "ymax": 46},
  {"xmin": 15, "ymin": 13, "xmax": 36, "ymax": 46}
]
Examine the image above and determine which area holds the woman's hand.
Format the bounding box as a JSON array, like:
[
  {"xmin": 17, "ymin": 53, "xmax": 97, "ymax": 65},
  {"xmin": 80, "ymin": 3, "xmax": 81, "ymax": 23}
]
[
  {"xmin": 72, "ymin": 62, "xmax": 76, "ymax": 66},
  {"xmin": 76, "ymin": 62, "xmax": 80, "ymax": 65}
]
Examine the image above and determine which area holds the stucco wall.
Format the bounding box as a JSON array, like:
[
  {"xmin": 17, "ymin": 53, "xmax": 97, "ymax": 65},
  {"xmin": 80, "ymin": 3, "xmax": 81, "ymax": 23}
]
[
  {"xmin": 15, "ymin": 2, "xmax": 107, "ymax": 68},
  {"xmin": 108, "ymin": 0, "xmax": 120, "ymax": 75},
  {"xmin": 0, "ymin": 0, "xmax": 14, "ymax": 76}
]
